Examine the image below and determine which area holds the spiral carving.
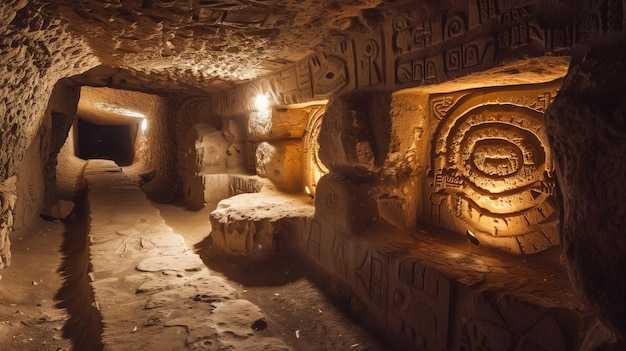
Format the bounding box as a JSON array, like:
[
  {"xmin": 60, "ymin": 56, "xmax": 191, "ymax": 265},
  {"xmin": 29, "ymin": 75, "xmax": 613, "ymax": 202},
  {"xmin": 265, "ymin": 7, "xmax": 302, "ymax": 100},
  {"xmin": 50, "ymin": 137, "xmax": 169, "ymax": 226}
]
[{"xmin": 429, "ymin": 91, "xmax": 560, "ymax": 254}]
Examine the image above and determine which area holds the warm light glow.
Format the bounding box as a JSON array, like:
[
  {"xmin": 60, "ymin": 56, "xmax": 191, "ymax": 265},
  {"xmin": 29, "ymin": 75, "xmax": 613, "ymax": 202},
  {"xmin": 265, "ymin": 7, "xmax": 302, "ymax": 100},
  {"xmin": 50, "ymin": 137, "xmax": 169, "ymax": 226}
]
[
  {"xmin": 96, "ymin": 102, "xmax": 146, "ymax": 118},
  {"xmin": 141, "ymin": 118, "xmax": 148, "ymax": 131},
  {"xmin": 255, "ymin": 94, "xmax": 269, "ymax": 111}
]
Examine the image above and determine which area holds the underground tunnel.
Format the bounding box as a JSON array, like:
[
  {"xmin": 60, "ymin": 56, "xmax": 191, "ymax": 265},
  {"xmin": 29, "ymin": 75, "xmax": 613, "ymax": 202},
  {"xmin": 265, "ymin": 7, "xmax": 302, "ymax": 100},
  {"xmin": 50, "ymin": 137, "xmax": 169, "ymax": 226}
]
[{"xmin": 2, "ymin": 1, "xmax": 626, "ymax": 350}]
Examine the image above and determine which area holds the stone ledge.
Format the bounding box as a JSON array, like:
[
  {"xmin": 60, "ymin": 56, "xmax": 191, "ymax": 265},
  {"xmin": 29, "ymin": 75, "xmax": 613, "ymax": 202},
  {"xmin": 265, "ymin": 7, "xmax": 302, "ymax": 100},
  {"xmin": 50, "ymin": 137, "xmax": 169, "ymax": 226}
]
[{"xmin": 297, "ymin": 220, "xmax": 598, "ymax": 350}]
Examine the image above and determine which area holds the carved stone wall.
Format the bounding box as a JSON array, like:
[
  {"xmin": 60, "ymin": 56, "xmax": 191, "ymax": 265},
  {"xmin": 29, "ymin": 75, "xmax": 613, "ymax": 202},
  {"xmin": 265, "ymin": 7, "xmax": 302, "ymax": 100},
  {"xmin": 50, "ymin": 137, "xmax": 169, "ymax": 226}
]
[
  {"xmin": 249, "ymin": 105, "xmax": 329, "ymax": 194},
  {"xmin": 213, "ymin": 0, "xmax": 623, "ymax": 116},
  {"xmin": 423, "ymin": 81, "xmax": 562, "ymax": 254}
]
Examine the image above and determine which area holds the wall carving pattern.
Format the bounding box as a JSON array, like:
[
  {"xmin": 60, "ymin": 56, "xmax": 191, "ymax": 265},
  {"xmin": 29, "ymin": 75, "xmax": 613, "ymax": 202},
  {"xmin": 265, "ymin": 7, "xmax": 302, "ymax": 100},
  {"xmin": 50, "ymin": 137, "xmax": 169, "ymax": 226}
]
[
  {"xmin": 425, "ymin": 82, "xmax": 561, "ymax": 254},
  {"xmin": 213, "ymin": 0, "xmax": 624, "ymax": 116},
  {"xmin": 303, "ymin": 105, "xmax": 328, "ymax": 196}
]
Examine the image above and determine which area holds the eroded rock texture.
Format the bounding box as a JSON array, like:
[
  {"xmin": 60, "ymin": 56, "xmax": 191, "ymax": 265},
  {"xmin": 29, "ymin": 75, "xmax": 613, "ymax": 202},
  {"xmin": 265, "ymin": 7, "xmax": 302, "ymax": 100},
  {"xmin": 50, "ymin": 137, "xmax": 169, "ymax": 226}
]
[
  {"xmin": 55, "ymin": 0, "xmax": 385, "ymax": 95},
  {"xmin": 546, "ymin": 36, "xmax": 626, "ymax": 342},
  {"xmin": 1, "ymin": 0, "xmax": 98, "ymax": 268}
]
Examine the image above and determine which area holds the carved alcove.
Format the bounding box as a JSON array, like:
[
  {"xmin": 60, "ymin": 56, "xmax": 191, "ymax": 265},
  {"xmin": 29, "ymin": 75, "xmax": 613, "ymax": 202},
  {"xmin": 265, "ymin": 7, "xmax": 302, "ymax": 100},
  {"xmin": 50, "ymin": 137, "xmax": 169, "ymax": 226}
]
[
  {"xmin": 422, "ymin": 81, "xmax": 562, "ymax": 254},
  {"xmin": 249, "ymin": 103, "xmax": 329, "ymax": 195}
]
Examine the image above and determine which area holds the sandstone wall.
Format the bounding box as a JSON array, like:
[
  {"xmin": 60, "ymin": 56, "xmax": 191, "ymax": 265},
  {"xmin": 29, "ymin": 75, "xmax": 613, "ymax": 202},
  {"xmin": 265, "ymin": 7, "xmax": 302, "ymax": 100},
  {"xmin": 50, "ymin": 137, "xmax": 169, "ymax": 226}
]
[{"xmin": 0, "ymin": 1, "xmax": 98, "ymax": 267}]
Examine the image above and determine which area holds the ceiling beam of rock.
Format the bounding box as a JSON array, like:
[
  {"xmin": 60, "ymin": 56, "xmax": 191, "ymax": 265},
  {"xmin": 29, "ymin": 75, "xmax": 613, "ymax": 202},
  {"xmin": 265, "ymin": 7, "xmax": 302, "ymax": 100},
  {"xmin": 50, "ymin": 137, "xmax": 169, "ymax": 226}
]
[{"xmin": 53, "ymin": 0, "xmax": 388, "ymax": 95}]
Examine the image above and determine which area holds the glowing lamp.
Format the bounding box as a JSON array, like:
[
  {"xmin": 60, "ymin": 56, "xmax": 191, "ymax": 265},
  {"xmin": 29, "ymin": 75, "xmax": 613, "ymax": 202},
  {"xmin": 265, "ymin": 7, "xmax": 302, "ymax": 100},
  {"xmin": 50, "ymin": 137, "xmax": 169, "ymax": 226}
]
[{"xmin": 255, "ymin": 94, "xmax": 269, "ymax": 111}]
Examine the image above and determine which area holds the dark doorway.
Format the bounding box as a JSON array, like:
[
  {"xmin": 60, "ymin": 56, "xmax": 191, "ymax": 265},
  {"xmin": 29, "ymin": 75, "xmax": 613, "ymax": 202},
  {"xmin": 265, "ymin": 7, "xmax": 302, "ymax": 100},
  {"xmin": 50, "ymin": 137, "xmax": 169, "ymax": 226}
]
[{"xmin": 75, "ymin": 118, "xmax": 137, "ymax": 166}]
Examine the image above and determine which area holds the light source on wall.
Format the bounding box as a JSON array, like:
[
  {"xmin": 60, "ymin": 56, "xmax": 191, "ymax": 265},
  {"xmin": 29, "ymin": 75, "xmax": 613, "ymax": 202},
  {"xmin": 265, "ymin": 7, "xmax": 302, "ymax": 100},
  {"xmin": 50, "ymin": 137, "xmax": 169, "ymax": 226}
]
[
  {"xmin": 248, "ymin": 94, "xmax": 272, "ymax": 137},
  {"xmin": 141, "ymin": 118, "xmax": 148, "ymax": 131},
  {"xmin": 255, "ymin": 94, "xmax": 270, "ymax": 111},
  {"xmin": 466, "ymin": 229, "xmax": 480, "ymax": 254}
]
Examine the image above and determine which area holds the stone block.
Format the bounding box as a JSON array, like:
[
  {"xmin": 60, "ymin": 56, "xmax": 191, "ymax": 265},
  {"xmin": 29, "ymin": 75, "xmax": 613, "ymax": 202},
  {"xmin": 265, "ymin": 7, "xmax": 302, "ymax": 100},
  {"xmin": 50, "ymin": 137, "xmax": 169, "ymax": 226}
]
[
  {"xmin": 318, "ymin": 92, "xmax": 391, "ymax": 177},
  {"xmin": 210, "ymin": 192, "xmax": 314, "ymax": 257},
  {"xmin": 248, "ymin": 107, "xmax": 309, "ymax": 142},
  {"xmin": 255, "ymin": 140, "xmax": 303, "ymax": 193}
]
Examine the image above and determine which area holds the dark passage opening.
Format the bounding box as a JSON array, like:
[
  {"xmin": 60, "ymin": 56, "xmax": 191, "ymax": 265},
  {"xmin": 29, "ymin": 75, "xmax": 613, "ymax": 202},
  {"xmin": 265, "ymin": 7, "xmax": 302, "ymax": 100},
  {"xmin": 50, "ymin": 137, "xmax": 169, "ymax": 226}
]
[{"xmin": 75, "ymin": 118, "xmax": 137, "ymax": 166}]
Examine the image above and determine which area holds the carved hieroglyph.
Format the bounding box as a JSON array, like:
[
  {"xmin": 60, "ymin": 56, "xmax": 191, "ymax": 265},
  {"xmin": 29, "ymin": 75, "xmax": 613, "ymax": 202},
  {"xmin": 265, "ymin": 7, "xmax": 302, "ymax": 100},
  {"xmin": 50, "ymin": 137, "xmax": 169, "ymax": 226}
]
[
  {"xmin": 213, "ymin": 0, "xmax": 623, "ymax": 117},
  {"xmin": 425, "ymin": 82, "xmax": 561, "ymax": 254}
]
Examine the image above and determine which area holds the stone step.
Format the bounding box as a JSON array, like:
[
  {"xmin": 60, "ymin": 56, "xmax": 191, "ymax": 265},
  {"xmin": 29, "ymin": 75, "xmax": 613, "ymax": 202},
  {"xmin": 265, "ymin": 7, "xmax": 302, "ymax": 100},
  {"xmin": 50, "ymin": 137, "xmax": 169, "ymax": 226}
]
[{"xmin": 84, "ymin": 160, "xmax": 290, "ymax": 350}]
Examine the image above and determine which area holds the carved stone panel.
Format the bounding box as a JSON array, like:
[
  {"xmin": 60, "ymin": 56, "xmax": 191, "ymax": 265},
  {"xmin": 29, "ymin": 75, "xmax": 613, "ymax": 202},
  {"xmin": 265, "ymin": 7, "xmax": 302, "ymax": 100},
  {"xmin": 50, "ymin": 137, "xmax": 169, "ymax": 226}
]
[
  {"xmin": 387, "ymin": 256, "xmax": 453, "ymax": 349},
  {"xmin": 424, "ymin": 82, "xmax": 561, "ymax": 254}
]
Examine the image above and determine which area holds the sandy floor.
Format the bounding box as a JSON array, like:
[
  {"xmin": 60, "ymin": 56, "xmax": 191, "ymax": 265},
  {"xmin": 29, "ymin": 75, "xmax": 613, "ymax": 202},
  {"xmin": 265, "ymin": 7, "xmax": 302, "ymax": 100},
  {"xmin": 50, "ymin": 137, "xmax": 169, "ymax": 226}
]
[
  {"xmin": 0, "ymin": 195, "xmax": 386, "ymax": 351},
  {"xmin": 0, "ymin": 217, "xmax": 72, "ymax": 351}
]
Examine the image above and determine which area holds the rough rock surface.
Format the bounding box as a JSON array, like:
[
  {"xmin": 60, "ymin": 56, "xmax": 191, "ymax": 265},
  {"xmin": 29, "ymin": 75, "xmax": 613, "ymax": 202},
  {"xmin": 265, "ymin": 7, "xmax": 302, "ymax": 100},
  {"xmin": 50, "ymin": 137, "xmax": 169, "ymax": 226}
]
[
  {"xmin": 210, "ymin": 187, "xmax": 314, "ymax": 257},
  {"xmin": 54, "ymin": 0, "xmax": 385, "ymax": 95},
  {"xmin": 545, "ymin": 35, "xmax": 626, "ymax": 343}
]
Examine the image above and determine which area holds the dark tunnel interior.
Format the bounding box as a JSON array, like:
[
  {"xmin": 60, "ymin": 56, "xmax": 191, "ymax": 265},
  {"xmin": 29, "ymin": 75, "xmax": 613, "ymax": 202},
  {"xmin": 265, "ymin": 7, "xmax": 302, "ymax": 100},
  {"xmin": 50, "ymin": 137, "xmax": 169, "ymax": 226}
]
[{"xmin": 75, "ymin": 118, "xmax": 137, "ymax": 167}]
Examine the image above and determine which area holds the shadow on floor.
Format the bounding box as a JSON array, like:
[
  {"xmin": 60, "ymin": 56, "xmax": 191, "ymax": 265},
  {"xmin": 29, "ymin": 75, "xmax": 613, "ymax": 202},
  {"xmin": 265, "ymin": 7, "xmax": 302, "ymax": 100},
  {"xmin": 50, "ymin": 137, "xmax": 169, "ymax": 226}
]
[{"xmin": 54, "ymin": 194, "xmax": 104, "ymax": 351}]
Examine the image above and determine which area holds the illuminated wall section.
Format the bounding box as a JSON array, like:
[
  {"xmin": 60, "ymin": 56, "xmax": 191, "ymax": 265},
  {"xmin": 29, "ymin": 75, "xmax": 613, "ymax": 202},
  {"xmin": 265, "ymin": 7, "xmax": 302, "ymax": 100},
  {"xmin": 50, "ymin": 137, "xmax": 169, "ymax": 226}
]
[
  {"xmin": 422, "ymin": 81, "xmax": 561, "ymax": 254},
  {"xmin": 302, "ymin": 105, "xmax": 328, "ymax": 197}
]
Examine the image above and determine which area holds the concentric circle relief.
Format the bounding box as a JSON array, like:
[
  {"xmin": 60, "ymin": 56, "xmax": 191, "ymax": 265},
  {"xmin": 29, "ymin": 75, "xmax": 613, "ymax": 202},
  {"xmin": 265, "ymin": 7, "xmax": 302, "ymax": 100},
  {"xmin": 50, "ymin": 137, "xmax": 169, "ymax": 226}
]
[{"xmin": 432, "ymin": 103, "xmax": 558, "ymax": 243}]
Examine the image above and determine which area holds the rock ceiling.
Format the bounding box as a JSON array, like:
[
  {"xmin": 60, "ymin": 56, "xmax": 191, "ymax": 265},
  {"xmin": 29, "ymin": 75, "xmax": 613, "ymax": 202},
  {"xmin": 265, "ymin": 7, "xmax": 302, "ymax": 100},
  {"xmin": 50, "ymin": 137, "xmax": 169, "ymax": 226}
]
[{"xmin": 50, "ymin": 0, "xmax": 393, "ymax": 95}]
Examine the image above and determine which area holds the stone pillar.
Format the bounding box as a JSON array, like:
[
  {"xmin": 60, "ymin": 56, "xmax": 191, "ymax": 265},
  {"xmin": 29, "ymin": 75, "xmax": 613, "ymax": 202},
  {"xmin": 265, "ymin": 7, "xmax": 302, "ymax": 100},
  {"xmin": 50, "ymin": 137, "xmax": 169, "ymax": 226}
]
[{"xmin": 545, "ymin": 36, "xmax": 626, "ymax": 343}]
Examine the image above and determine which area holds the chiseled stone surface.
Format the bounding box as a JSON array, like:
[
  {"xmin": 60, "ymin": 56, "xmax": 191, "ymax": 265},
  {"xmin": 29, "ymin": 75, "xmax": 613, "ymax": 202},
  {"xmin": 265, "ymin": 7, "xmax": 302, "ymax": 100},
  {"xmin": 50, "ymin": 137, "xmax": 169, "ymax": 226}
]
[
  {"xmin": 85, "ymin": 160, "xmax": 290, "ymax": 350},
  {"xmin": 299, "ymin": 216, "xmax": 599, "ymax": 350}
]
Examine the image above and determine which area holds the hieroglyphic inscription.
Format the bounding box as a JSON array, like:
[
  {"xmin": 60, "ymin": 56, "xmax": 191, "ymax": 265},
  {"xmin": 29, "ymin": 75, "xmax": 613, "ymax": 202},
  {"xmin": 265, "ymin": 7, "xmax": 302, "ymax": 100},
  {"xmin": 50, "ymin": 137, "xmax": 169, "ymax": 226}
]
[
  {"xmin": 354, "ymin": 244, "xmax": 389, "ymax": 310},
  {"xmin": 213, "ymin": 0, "xmax": 623, "ymax": 116},
  {"xmin": 383, "ymin": 251, "xmax": 453, "ymax": 349},
  {"xmin": 310, "ymin": 39, "xmax": 353, "ymax": 98},
  {"xmin": 392, "ymin": 16, "xmax": 434, "ymax": 55},
  {"xmin": 331, "ymin": 231, "xmax": 349, "ymax": 280},
  {"xmin": 356, "ymin": 36, "xmax": 384, "ymax": 88}
]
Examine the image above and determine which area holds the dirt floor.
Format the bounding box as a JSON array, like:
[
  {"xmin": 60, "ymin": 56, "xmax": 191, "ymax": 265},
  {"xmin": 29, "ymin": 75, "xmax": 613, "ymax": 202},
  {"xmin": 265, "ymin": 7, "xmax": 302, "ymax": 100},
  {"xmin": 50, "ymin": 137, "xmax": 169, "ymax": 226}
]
[
  {"xmin": 155, "ymin": 201, "xmax": 388, "ymax": 351},
  {"xmin": 0, "ymin": 217, "xmax": 72, "ymax": 351},
  {"xmin": 0, "ymin": 196, "xmax": 387, "ymax": 351}
]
